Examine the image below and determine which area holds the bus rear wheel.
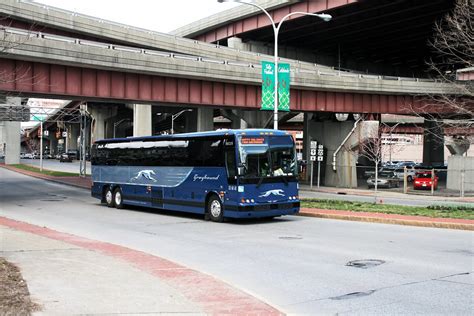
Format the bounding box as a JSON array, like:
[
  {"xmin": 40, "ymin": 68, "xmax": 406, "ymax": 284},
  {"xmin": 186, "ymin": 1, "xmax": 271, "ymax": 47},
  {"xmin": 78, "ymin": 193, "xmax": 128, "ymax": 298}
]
[
  {"xmin": 105, "ymin": 187, "xmax": 115, "ymax": 208},
  {"xmin": 113, "ymin": 187, "xmax": 124, "ymax": 209},
  {"xmin": 207, "ymin": 195, "xmax": 223, "ymax": 222}
]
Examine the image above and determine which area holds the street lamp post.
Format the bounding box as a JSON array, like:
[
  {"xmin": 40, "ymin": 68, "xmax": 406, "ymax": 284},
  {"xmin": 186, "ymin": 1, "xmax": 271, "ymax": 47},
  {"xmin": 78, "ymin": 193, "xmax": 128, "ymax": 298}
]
[
  {"xmin": 218, "ymin": 0, "xmax": 331, "ymax": 129},
  {"xmin": 171, "ymin": 109, "xmax": 192, "ymax": 134}
]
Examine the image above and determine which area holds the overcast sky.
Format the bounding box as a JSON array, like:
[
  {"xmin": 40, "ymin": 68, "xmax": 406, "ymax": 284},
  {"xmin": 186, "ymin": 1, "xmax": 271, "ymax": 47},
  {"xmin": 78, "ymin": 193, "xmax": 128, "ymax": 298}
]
[{"xmin": 33, "ymin": 0, "xmax": 239, "ymax": 33}]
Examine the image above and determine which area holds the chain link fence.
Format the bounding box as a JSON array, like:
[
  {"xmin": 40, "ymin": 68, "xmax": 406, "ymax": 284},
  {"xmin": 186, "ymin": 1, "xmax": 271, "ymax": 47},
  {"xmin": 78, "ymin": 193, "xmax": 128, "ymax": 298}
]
[{"xmin": 302, "ymin": 161, "xmax": 473, "ymax": 197}]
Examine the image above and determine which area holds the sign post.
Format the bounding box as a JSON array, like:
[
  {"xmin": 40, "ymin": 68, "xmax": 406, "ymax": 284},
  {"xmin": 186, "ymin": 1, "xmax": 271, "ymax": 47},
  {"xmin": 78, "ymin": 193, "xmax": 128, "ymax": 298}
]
[
  {"xmin": 317, "ymin": 144, "xmax": 324, "ymax": 188},
  {"xmin": 310, "ymin": 141, "xmax": 317, "ymax": 188}
]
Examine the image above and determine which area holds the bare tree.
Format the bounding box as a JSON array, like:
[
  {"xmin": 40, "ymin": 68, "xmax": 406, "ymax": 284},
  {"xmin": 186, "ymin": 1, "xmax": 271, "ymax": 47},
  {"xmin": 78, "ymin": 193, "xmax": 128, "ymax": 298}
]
[{"xmin": 413, "ymin": 0, "xmax": 473, "ymax": 142}]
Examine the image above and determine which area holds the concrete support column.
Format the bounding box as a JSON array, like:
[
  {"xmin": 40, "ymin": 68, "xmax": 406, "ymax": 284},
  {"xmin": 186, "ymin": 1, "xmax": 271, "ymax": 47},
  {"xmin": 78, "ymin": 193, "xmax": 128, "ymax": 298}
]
[
  {"xmin": 196, "ymin": 108, "xmax": 214, "ymax": 132},
  {"xmin": 227, "ymin": 37, "xmax": 245, "ymax": 50},
  {"xmin": 241, "ymin": 110, "xmax": 272, "ymax": 128},
  {"xmin": 221, "ymin": 109, "xmax": 248, "ymax": 129},
  {"xmin": 133, "ymin": 104, "xmax": 152, "ymax": 137},
  {"xmin": 1, "ymin": 97, "xmax": 21, "ymax": 164},
  {"xmin": 423, "ymin": 120, "xmax": 444, "ymax": 166},
  {"xmin": 89, "ymin": 106, "xmax": 118, "ymax": 141},
  {"xmin": 306, "ymin": 119, "xmax": 359, "ymax": 188},
  {"xmin": 69, "ymin": 124, "xmax": 79, "ymax": 152},
  {"xmin": 302, "ymin": 113, "xmax": 313, "ymax": 164},
  {"xmin": 185, "ymin": 108, "xmax": 214, "ymax": 132}
]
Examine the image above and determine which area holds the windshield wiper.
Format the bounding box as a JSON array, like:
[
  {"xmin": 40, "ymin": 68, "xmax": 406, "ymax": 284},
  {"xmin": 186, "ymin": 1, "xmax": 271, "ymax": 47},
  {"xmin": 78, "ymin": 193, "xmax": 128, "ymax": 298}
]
[
  {"xmin": 256, "ymin": 175, "xmax": 265, "ymax": 188},
  {"xmin": 279, "ymin": 174, "xmax": 289, "ymax": 186}
]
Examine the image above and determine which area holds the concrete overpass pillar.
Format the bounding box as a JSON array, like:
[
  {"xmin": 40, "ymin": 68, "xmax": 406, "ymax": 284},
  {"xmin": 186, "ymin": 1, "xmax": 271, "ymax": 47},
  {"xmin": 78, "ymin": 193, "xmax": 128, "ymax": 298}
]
[
  {"xmin": 221, "ymin": 109, "xmax": 248, "ymax": 129},
  {"xmin": 305, "ymin": 118, "xmax": 359, "ymax": 188},
  {"xmin": 133, "ymin": 104, "xmax": 152, "ymax": 136},
  {"xmin": 68, "ymin": 124, "xmax": 80, "ymax": 152},
  {"xmin": 89, "ymin": 106, "xmax": 118, "ymax": 141},
  {"xmin": 196, "ymin": 108, "xmax": 214, "ymax": 132},
  {"xmin": 185, "ymin": 108, "xmax": 214, "ymax": 132},
  {"xmin": 0, "ymin": 97, "xmax": 21, "ymax": 164},
  {"xmin": 227, "ymin": 37, "xmax": 245, "ymax": 50},
  {"xmin": 423, "ymin": 120, "xmax": 444, "ymax": 166},
  {"xmin": 242, "ymin": 110, "xmax": 272, "ymax": 128}
]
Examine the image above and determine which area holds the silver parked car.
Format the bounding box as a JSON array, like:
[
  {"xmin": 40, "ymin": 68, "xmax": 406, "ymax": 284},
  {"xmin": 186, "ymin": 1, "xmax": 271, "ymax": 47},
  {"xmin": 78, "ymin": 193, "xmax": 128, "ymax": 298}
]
[{"xmin": 367, "ymin": 170, "xmax": 400, "ymax": 189}]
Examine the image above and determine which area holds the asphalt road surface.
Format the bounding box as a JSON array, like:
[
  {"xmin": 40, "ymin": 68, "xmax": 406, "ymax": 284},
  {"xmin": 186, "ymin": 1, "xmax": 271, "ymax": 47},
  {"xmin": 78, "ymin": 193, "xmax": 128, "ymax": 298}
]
[{"xmin": 1, "ymin": 168, "xmax": 472, "ymax": 314}]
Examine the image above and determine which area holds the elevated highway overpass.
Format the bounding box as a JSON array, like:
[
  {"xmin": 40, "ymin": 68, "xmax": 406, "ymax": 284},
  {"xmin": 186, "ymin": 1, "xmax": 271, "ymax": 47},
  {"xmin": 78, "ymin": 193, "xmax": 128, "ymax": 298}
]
[{"xmin": 0, "ymin": 27, "xmax": 459, "ymax": 113}]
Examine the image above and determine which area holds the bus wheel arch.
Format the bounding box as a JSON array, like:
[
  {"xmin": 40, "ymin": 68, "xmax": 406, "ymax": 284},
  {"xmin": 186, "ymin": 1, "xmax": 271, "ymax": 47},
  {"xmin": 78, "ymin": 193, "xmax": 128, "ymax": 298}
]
[{"xmin": 206, "ymin": 193, "xmax": 224, "ymax": 222}]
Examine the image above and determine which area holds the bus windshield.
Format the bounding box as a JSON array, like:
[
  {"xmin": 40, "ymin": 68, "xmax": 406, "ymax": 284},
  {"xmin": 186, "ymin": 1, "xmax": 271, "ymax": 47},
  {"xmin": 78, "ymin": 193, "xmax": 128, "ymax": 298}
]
[{"xmin": 238, "ymin": 135, "xmax": 297, "ymax": 178}]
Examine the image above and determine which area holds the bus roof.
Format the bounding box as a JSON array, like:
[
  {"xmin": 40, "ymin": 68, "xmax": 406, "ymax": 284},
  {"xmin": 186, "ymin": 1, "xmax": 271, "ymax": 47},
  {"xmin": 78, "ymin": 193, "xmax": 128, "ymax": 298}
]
[{"xmin": 94, "ymin": 129, "xmax": 292, "ymax": 144}]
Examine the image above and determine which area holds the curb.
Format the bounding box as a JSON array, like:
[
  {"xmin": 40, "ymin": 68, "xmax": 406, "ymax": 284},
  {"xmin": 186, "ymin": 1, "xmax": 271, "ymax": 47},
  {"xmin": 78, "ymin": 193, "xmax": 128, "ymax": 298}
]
[{"xmin": 299, "ymin": 210, "xmax": 474, "ymax": 231}]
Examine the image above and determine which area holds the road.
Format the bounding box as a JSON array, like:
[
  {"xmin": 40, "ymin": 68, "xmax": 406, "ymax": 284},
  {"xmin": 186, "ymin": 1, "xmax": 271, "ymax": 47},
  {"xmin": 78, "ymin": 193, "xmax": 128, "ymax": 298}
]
[{"xmin": 1, "ymin": 167, "xmax": 472, "ymax": 314}]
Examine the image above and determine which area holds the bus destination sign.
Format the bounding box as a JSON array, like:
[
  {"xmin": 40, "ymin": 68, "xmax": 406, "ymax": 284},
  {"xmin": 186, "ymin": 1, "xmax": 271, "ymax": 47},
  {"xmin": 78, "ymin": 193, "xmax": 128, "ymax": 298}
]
[{"xmin": 241, "ymin": 137, "xmax": 265, "ymax": 145}]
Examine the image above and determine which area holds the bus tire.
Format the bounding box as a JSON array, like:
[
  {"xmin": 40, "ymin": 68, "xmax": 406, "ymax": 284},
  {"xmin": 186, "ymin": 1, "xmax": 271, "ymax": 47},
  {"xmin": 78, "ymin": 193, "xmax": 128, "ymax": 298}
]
[
  {"xmin": 207, "ymin": 195, "xmax": 224, "ymax": 222},
  {"xmin": 113, "ymin": 187, "xmax": 124, "ymax": 209},
  {"xmin": 105, "ymin": 186, "xmax": 115, "ymax": 208}
]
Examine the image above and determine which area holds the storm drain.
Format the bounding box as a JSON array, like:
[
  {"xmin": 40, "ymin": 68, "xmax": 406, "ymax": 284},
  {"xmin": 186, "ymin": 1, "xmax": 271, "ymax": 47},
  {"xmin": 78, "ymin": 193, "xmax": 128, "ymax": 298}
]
[
  {"xmin": 346, "ymin": 259, "xmax": 385, "ymax": 269},
  {"xmin": 330, "ymin": 290, "xmax": 375, "ymax": 300}
]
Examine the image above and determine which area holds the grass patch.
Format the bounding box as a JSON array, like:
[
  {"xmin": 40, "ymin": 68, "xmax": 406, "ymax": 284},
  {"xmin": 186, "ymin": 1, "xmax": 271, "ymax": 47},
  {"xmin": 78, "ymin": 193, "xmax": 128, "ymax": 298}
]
[
  {"xmin": 301, "ymin": 198, "xmax": 474, "ymax": 220},
  {"xmin": 10, "ymin": 164, "xmax": 79, "ymax": 177}
]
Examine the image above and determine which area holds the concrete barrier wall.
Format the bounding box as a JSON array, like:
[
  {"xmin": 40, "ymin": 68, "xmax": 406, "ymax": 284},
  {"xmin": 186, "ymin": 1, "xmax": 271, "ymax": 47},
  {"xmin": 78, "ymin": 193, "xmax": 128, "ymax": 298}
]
[{"xmin": 447, "ymin": 156, "xmax": 474, "ymax": 192}]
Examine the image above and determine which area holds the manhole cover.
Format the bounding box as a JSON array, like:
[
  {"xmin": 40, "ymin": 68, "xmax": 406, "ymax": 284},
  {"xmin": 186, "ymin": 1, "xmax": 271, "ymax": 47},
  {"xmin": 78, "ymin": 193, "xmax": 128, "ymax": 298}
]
[
  {"xmin": 278, "ymin": 236, "xmax": 303, "ymax": 240},
  {"xmin": 330, "ymin": 290, "xmax": 375, "ymax": 300},
  {"xmin": 346, "ymin": 259, "xmax": 385, "ymax": 269}
]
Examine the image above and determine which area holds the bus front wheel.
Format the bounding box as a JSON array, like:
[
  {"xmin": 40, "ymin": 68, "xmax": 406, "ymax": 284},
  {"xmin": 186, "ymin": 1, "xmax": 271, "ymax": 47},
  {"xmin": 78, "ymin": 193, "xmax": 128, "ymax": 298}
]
[
  {"xmin": 207, "ymin": 195, "xmax": 224, "ymax": 222},
  {"xmin": 105, "ymin": 187, "xmax": 115, "ymax": 208},
  {"xmin": 113, "ymin": 187, "xmax": 124, "ymax": 209}
]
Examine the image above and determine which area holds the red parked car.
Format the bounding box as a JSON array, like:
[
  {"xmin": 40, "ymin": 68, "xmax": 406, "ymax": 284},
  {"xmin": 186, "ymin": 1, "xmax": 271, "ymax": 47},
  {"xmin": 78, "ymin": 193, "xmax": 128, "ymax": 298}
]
[{"xmin": 413, "ymin": 172, "xmax": 438, "ymax": 190}]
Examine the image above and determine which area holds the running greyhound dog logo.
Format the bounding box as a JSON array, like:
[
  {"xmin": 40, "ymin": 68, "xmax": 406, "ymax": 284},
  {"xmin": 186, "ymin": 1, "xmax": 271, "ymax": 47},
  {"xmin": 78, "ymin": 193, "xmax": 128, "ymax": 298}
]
[
  {"xmin": 259, "ymin": 189, "xmax": 285, "ymax": 198},
  {"xmin": 131, "ymin": 170, "xmax": 157, "ymax": 182}
]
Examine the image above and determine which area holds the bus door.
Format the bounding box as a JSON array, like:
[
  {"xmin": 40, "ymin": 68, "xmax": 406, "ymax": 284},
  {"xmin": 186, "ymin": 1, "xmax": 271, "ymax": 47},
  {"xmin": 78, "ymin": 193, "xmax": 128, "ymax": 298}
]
[{"xmin": 151, "ymin": 187, "xmax": 164, "ymax": 208}]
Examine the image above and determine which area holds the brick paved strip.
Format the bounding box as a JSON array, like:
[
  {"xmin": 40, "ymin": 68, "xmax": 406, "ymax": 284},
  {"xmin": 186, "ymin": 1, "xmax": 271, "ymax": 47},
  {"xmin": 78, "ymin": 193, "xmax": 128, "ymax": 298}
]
[
  {"xmin": 300, "ymin": 208, "xmax": 474, "ymax": 231},
  {"xmin": 0, "ymin": 216, "xmax": 283, "ymax": 315}
]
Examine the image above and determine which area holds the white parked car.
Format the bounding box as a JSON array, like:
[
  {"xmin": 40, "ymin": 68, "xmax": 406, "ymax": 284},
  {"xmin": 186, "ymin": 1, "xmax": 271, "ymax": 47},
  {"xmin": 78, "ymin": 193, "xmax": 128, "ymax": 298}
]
[
  {"xmin": 24, "ymin": 153, "xmax": 34, "ymax": 159},
  {"xmin": 393, "ymin": 167, "xmax": 416, "ymax": 182}
]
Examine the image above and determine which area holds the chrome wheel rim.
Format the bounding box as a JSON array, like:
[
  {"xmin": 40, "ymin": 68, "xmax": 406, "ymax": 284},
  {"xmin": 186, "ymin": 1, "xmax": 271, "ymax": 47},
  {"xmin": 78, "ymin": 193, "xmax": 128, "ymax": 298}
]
[
  {"xmin": 114, "ymin": 191, "xmax": 122, "ymax": 206},
  {"xmin": 105, "ymin": 190, "xmax": 113, "ymax": 204},
  {"xmin": 210, "ymin": 200, "xmax": 221, "ymax": 218}
]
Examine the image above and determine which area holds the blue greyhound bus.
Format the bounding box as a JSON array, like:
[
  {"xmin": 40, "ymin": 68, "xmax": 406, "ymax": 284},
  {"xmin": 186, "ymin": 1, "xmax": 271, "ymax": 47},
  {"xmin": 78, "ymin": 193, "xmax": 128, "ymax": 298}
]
[{"xmin": 91, "ymin": 129, "xmax": 299, "ymax": 222}]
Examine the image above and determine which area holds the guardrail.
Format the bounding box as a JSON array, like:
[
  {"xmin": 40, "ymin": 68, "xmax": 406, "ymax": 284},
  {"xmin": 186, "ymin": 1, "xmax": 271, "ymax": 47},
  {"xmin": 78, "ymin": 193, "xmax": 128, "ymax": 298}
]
[{"xmin": 2, "ymin": 25, "xmax": 439, "ymax": 84}]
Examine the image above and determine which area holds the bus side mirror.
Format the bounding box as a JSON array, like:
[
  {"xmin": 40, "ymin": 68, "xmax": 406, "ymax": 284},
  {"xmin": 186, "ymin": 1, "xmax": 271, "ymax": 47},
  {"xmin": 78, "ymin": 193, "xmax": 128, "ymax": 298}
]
[{"xmin": 237, "ymin": 166, "xmax": 245, "ymax": 176}]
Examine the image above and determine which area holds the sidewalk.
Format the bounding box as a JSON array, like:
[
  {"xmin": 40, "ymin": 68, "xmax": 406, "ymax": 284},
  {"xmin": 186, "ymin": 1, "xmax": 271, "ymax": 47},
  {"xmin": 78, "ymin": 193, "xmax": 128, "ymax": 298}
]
[
  {"xmin": 0, "ymin": 217, "xmax": 281, "ymax": 315},
  {"xmin": 2, "ymin": 164, "xmax": 473, "ymax": 231}
]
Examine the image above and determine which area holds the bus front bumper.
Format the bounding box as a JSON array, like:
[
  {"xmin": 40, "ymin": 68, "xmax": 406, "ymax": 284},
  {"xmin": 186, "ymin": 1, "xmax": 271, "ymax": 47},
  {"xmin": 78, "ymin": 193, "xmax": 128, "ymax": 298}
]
[{"xmin": 224, "ymin": 201, "xmax": 300, "ymax": 218}]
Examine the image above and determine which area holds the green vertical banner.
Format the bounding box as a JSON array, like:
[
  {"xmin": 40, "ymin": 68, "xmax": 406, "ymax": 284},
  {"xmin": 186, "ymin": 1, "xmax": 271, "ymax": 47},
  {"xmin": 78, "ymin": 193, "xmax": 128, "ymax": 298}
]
[
  {"xmin": 278, "ymin": 62, "xmax": 290, "ymax": 112},
  {"xmin": 261, "ymin": 61, "xmax": 275, "ymax": 111},
  {"xmin": 261, "ymin": 61, "xmax": 291, "ymax": 111}
]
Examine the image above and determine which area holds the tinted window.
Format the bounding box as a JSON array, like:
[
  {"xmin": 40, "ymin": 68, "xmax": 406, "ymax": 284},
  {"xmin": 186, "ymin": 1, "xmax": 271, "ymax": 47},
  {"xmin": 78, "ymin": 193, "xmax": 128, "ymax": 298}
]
[{"xmin": 92, "ymin": 137, "xmax": 226, "ymax": 167}]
